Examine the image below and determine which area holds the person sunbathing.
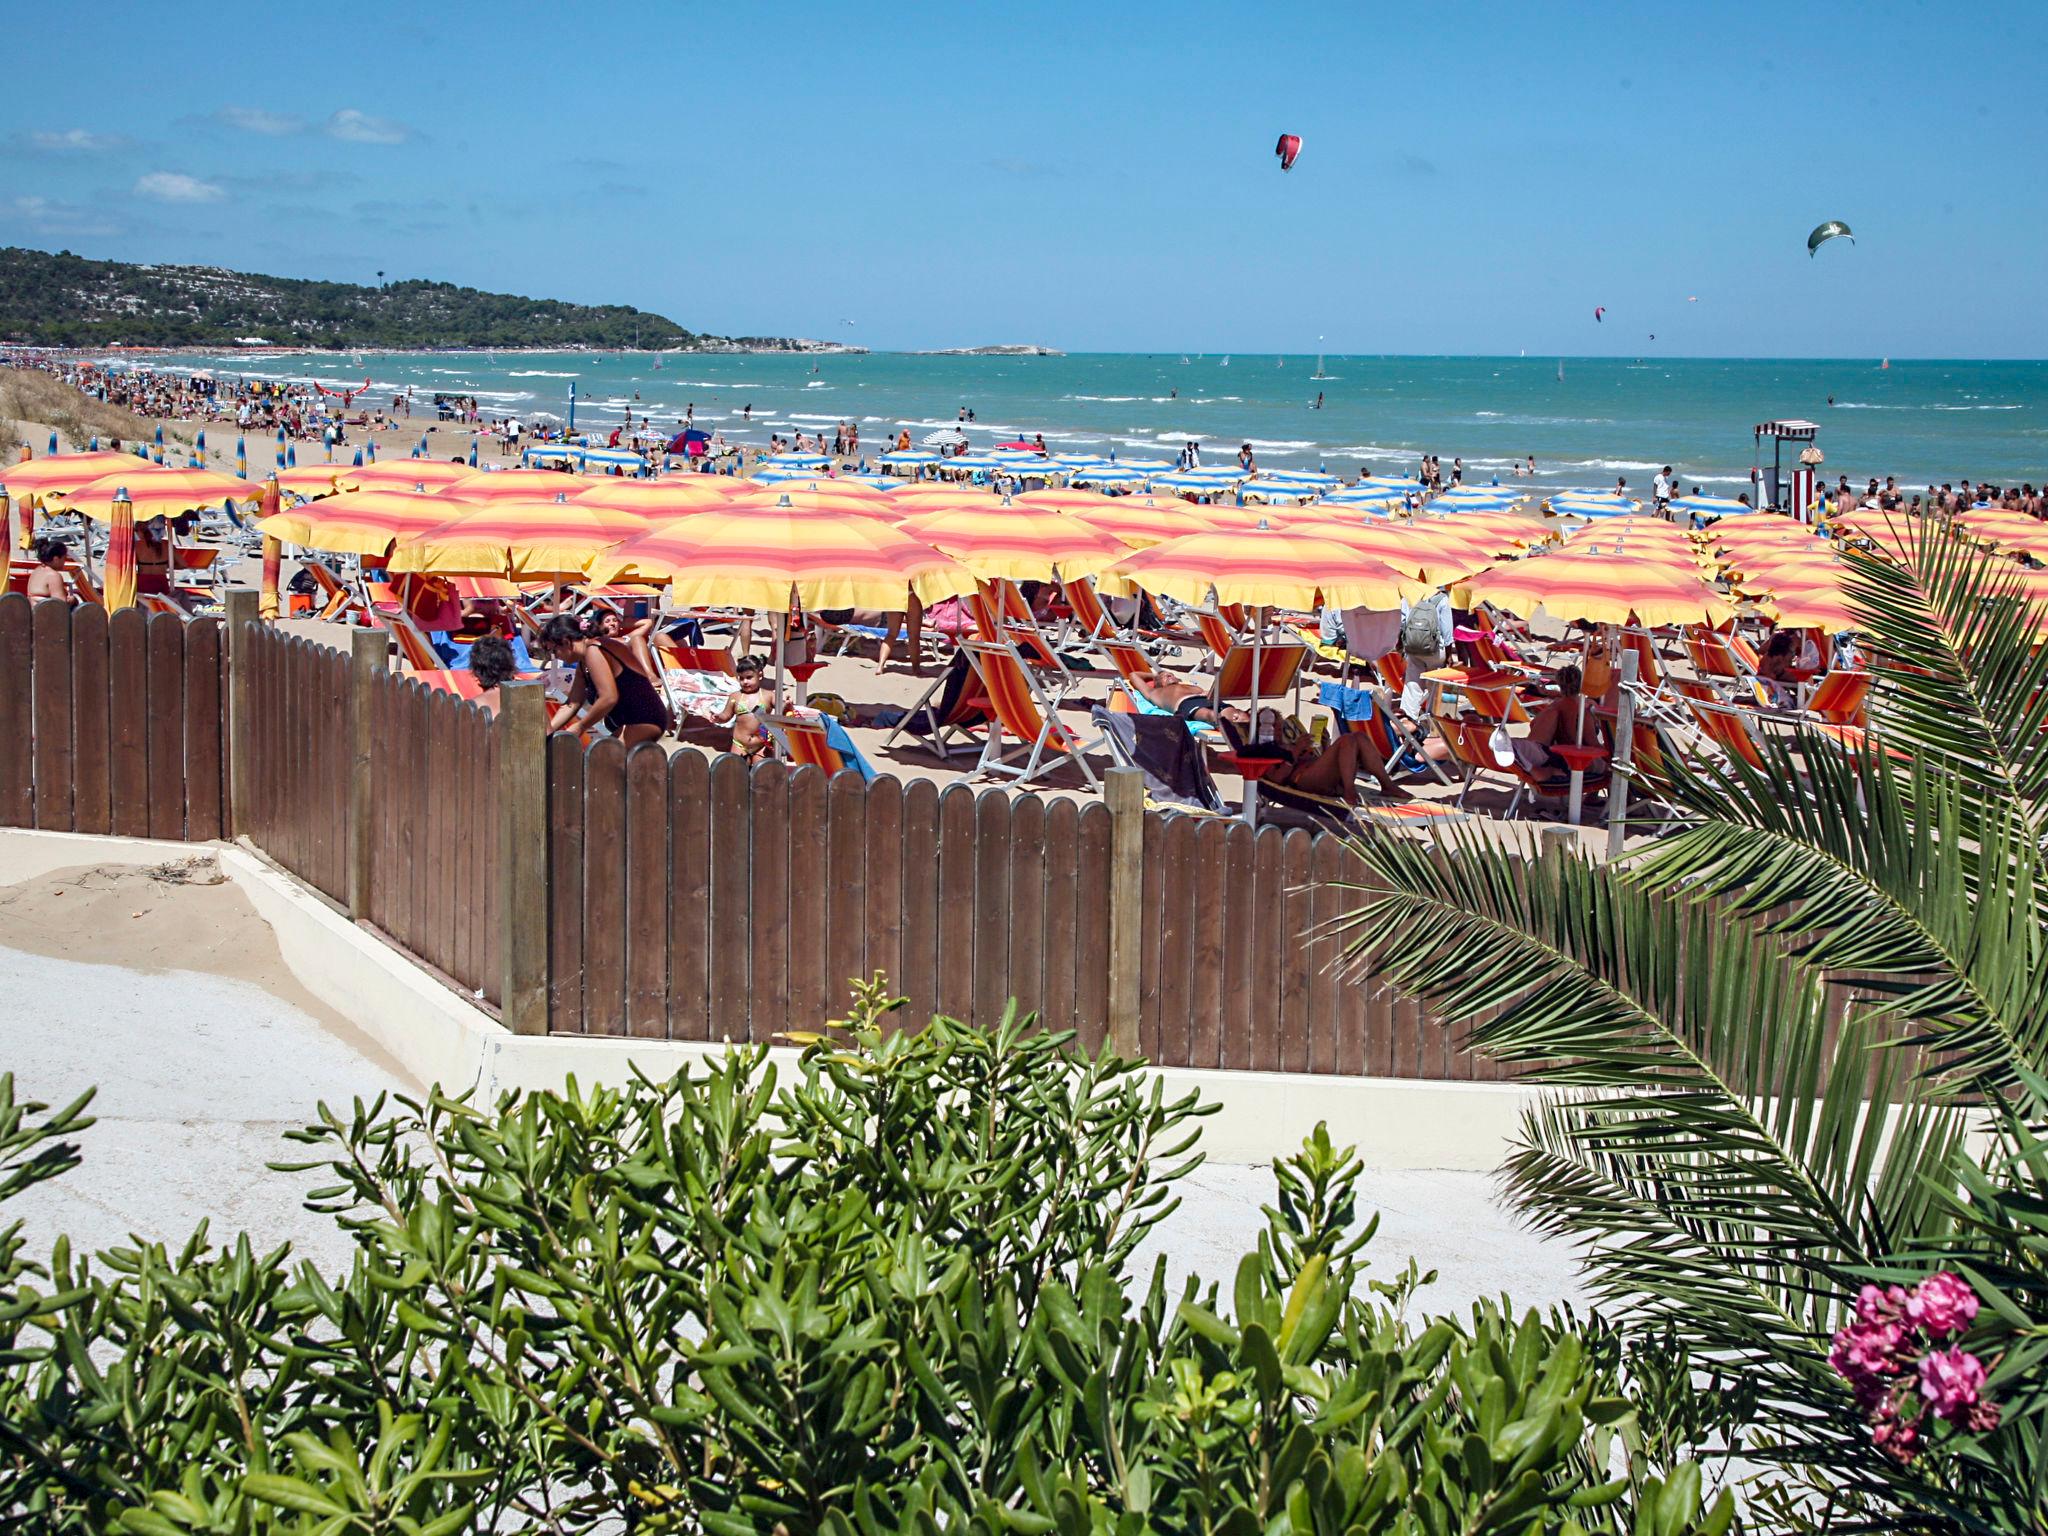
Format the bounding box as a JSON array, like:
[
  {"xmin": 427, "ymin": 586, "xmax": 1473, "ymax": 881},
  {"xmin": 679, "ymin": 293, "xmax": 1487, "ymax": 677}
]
[
  {"xmin": 1127, "ymin": 667, "xmax": 1250, "ymax": 727},
  {"xmin": 1260, "ymin": 715, "xmax": 1410, "ymax": 802}
]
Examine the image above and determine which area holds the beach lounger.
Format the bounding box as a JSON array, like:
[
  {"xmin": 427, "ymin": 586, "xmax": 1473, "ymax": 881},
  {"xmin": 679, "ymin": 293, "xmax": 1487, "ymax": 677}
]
[
  {"xmin": 883, "ymin": 648, "xmax": 992, "ymax": 759},
  {"xmin": 301, "ymin": 561, "xmax": 365, "ymax": 623},
  {"xmin": 762, "ymin": 713, "xmax": 873, "ymax": 779},
  {"xmin": 1209, "ymin": 637, "xmax": 1311, "ymax": 714},
  {"xmin": 1432, "ymin": 708, "xmax": 1519, "ymax": 809},
  {"xmin": 962, "ymin": 637, "xmax": 1106, "ymax": 790},
  {"xmin": 1318, "ymin": 681, "xmax": 1454, "ymax": 786},
  {"xmin": 1802, "ymin": 668, "xmax": 1870, "ymax": 726},
  {"xmin": 378, "ymin": 611, "xmax": 444, "ymax": 672},
  {"xmin": 1090, "ymin": 706, "xmax": 1227, "ymax": 812}
]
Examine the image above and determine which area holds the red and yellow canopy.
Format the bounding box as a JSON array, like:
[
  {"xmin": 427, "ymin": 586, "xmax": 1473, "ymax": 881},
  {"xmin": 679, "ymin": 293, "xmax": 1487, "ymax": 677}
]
[
  {"xmin": 1457, "ymin": 549, "xmax": 1734, "ymax": 627},
  {"xmin": 257, "ymin": 489, "xmax": 480, "ymax": 557},
  {"xmin": 337, "ymin": 459, "xmax": 480, "ymax": 493},
  {"xmin": 895, "ymin": 505, "xmax": 1130, "ymax": 582},
  {"xmin": 390, "ymin": 501, "xmax": 650, "ymax": 578},
  {"xmin": 54, "ymin": 465, "xmax": 265, "ymax": 521},
  {"xmin": 1107, "ymin": 526, "xmax": 1416, "ymax": 610}
]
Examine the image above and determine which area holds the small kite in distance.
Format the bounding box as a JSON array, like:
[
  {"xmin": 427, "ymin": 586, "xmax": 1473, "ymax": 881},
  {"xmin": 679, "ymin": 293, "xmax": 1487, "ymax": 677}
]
[
  {"xmin": 1808, "ymin": 220, "xmax": 1855, "ymax": 257},
  {"xmin": 1275, "ymin": 133, "xmax": 1301, "ymax": 171},
  {"xmin": 1594, "ymin": 306, "xmax": 1605, "ymax": 323}
]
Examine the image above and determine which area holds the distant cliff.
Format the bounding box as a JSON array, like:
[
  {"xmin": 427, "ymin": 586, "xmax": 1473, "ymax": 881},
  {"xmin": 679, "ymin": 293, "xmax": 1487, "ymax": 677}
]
[
  {"xmin": 0, "ymin": 246, "xmax": 858, "ymax": 353},
  {"xmin": 914, "ymin": 344, "xmax": 1065, "ymax": 357}
]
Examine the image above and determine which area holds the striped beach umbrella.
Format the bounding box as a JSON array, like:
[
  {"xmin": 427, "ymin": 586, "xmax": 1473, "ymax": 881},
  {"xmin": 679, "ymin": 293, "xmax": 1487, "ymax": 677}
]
[
  {"xmin": 1071, "ymin": 465, "xmax": 1153, "ymax": 488},
  {"xmin": 1429, "ymin": 486, "xmax": 1526, "ymax": 511},
  {"xmin": 1069, "ymin": 495, "xmax": 1217, "ymax": 549},
  {"xmin": 0, "ymin": 449, "xmax": 156, "ymax": 505},
  {"xmin": 895, "ymin": 504, "xmax": 1130, "ymax": 582},
  {"xmin": 879, "ymin": 449, "xmax": 942, "ymax": 469},
  {"xmin": 938, "ymin": 454, "xmax": 1016, "ymax": 472},
  {"xmin": 54, "ymin": 466, "xmax": 264, "ymax": 522},
  {"xmin": 1669, "ymin": 494, "xmax": 1756, "ymax": 521},
  {"xmin": 1545, "ymin": 492, "xmax": 1641, "ymax": 519},
  {"xmin": 1356, "ymin": 476, "xmax": 1426, "ymax": 493},
  {"xmin": 1108, "ymin": 525, "xmax": 1416, "ymax": 610},
  {"xmin": 274, "ymin": 466, "xmax": 349, "ymax": 500},
  {"xmin": 724, "ymin": 485, "xmax": 904, "ymax": 521},
  {"xmin": 445, "ymin": 468, "xmax": 588, "ymax": 502},
  {"xmin": 1289, "ymin": 518, "xmax": 1495, "ymax": 586},
  {"xmin": 1238, "ymin": 478, "xmax": 1329, "ymax": 505},
  {"xmin": 585, "ymin": 498, "xmax": 978, "ymax": 610},
  {"xmin": 1012, "ymin": 486, "xmax": 1126, "ymax": 516},
  {"xmin": 102, "ymin": 489, "xmax": 137, "ymax": 612},
  {"xmin": 570, "ymin": 477, "xmax": 741, "ymax": 518},
  {"xmin": 1196, "ymin": 504, "xmax": 1297, "ymax": 532},
  {"xmin": 1958, "ymin": 507, "xmax": 2048, "ymax": 560},
  {"xmin": 1456, "ymin": 549, "xmax": 1734, "ymax": 628},
  {"xmin": 762, "ymin": 452, "xmax": 830, "ymax": 469},
  {"xmin": 258, "ymin": 490, "xmax": 482, "ymax": 558},
  {"xmin": 390, "ymin": 501, "xmax": 651, "ymax": 578},
  {"xmin": 339, "ymin": 459, "xmax": 479, "ymax": 493}
]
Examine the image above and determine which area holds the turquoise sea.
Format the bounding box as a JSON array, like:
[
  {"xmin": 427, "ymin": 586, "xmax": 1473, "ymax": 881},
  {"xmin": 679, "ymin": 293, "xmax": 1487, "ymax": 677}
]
[{"xmin": 136, "ymin": 350, "xmax": 2046, "ymax": 493}]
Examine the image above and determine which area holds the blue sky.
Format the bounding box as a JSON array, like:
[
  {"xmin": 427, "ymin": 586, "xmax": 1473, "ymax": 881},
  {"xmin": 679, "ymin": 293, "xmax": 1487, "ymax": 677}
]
[{"xmin": 4, "ymin": 0, "xmax": 2043, "ymax": 356}]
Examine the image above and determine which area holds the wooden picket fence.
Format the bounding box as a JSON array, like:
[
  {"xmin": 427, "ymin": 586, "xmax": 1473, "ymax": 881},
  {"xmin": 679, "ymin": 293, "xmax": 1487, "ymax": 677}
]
[{"xmin": 1, "ymin": 593, "xmax": 1490, "ymax": 1080}]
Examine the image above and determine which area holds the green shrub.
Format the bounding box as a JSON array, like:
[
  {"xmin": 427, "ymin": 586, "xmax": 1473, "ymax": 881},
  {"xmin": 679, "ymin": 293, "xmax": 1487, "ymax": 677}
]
[{"xmin": 0, "ymin": 985, "xmax": 1730, "ymax": 1534}]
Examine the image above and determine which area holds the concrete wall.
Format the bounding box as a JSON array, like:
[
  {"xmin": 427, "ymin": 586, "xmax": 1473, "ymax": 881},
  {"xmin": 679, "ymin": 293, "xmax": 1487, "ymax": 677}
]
[{"xmin": 0, "ymin": 828, "xmax": 1539, "ymax": 1169}]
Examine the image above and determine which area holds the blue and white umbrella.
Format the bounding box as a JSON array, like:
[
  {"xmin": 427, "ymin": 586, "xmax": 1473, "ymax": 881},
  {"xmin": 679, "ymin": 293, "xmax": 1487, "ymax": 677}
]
[
  {"xmin": 1546, "ymin": 492, "xmax": 1640, "ymax": 519},
  {"xmin": 1431, "ymin": 485, "xmax": 1526, "ymax": 511},
  {"xmin": 1259, "ymin": 468, "xmax": 1337, "ymax": 485},
  {"xmin": 1053, "ymin": 453, "xmax": 1114, "ymax": 468},
  {"xmin": 1669, "ymin": 494, "xmax": 1755, "ymax": 519},
  {"xmin": 943, "ymin": 454, "xmax": 1017, "ymax": 471},
  {"xmin": 1240, "ymin": 477, "xmax": 1332, "ymax": 504},
  {"xmin": 755, "ymin": 464, "xmax": 834, "ymax": 483},
  {"xmin": 524, "ymin": 443, "xmax": 644, "ymax": 471},
  {"xmin": 1115, "ymin": 458, "xmax": 1175, "ymax": 473},
  {"xmin": 879, "ymin": 449, "xmax": 941, "ymax": 468},
  {"xmin": 1321, "ymin": 487, "xmax": 1407, "ymax": 511},
  {"xmin": 764, "ymin": 452, "xmax": 829, "ymax": 469},
  {"xmin": 1072, "ymin": 465, "xmax": 1153, "ymax": 487}
]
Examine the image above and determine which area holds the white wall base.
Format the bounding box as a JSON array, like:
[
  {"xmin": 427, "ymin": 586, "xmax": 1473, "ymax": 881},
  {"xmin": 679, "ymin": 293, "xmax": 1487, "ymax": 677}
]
[{"xmin": 0, "ymin": 829, "xmax": 1535, "ymax": 1169}]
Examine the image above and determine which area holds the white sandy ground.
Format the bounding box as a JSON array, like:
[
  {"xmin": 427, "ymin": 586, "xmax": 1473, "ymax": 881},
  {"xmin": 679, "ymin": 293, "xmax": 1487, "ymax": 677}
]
[{"xmin": 0, "ymin": 862, "xmax": 1587, "ymax": 1314}]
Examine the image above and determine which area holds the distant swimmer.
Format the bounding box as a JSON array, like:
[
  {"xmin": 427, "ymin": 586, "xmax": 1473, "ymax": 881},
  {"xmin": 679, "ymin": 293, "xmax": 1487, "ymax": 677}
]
[
  {"xmin": 1313, "ymin": 391, "xmax": 1325, "ymax": 410},
  {"xmin": 1170, "ymin": 387, "xmax": 1178, "ymax": 398},
  {"xmin": 1827, "ymin": 395, "xmax": 1835, "ymax": 406}
]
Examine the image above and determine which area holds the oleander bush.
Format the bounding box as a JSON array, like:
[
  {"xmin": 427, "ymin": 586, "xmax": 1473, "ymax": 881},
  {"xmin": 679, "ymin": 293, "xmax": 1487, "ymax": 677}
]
[{"xmin": 0, "ymin": 985, "xmax": 1730, "ymax": 1534}]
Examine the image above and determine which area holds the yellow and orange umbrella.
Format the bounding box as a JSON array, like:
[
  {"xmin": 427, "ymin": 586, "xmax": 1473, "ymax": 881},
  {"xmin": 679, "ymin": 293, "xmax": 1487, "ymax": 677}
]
[
  {"xmin": 1456, "ymin": 549, "xmax": 1735, "ymax": 628},
  {"xmin": 1761, "ymin": 586, "xmax": 1859, "ymax": 632},
  {"xmin": 1193, "ymin": 504, "xmax": 1294, "ymax": 533},
  {"xmin": 389, "ymin": 501, "xmax": 650, "ymax": 578},
  {"xmin": 718, "ymin": 486, "xmax": 905, "ymax": 521},
  {"xmin": 0, "ymin": 449, "xmax": 154, "ymax": 504},
  {"xmin": 570, "ymin": 476, "xmax": 743, "ymax": 518},
  {"xmin": 1014, "ymin": 486, "xmax": 1128, "ymax": 516},
  {"xmin": 1289, "ymin": 518, "xmax": 1494, "ymax": 586},
  {"xmin": 1107, "ymin": 526, "xmax": 1416, "ymax": 610},
  {"xmin": 1069, "ymin": 495, "xmax": 1217, "ymax": 550},
  {"xmin": 54, "ymin": 466, "xmax": 264, "ymax": 521},
  {"xmin": 585, "ymin": 504, "xmax": 978, "ymax": 610},
  {"xmin": 1958, "ymin": 508, "xmax": 2048, "ymax": 561},
  {"xmin": 743, "ymin": 475, "xmax": 898, "ymax": 502},
  {"xmin": 1427, "ymin": 508, "xmax": 1550, "ymax": 549},
  {"xmin": 257, "ymin": 489, "xmax": 482, "ymax": 557},
  {"xmin": 338, "ymin": 459, "xmax": 481, "ymax": 493},
  {"xmin": 274, "ymin": 465, "xmax": 350, "ymax": 499},
  {"xmin": 445, "ymin": 468, "xmax": 590, "ymax": 502},
  {"xmin": 894, "ymin": 505, "xmax": 1131, "ymax": 582},
  {"xmin": 102, "ymin": 490, "xmax": 137, "ymax": 612}
]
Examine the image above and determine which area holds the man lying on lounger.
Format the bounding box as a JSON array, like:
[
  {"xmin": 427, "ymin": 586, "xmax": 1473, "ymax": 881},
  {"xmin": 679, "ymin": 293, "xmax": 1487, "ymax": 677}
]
[{"xmin": 1126, "ymin": 667, "xmax": 1251, "ymax": 728}]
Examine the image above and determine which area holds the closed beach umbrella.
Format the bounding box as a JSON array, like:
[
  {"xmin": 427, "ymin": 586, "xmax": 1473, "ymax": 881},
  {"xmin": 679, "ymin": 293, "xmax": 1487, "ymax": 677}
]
[
  {"xmin": 258, "ymin": 477, "xmax": 282, "ymax": 619},
  {"xmin": 1456, "ymin": 549, "xmax": 1734, "ymax": 628},
  {"xmin": 1108, "ymin": 526, "xmax": 1416, "ymax": 610},
  {"xmin": 895, "ymin": 505, "xmax": 1130, "ymax": 582},
  {"xmin": 340, "ymin": 459, "xmax": 478, "ymax": 492},
  {"xmin": 55, "ymin": 466, "xmax": 262, "ymax": 522},
  {"xmin": 586, "ymin": 499, "xmax": 977, "ymax": 610},
  {"xmin": 102, "ymin": 489, "xmax": 137, "ymax": 612},
  {"xmin": 390, "ymin": 501, "xmax": 650, "ymax": 578},
  {"xmin": 258, "ymin": 489, "xmax": 481, "ymax": 557}
]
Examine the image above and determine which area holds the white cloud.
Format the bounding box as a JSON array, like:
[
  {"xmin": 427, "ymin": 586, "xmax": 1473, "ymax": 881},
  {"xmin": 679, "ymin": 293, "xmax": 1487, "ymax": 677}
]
[
  {"xmin": 217, "ymin": 106, "xmax": 305, "ymax": 136},
  {"xmin": 326, "ymin": 108, "xmax": 411, "ymax": 145},
  {"xmin": 135, "ymin": 171, "xmax": 226, "ymax": 204},
  {"xmin": 10, "ymin": 195, "xmax": 122, "ymax": 237},
  {"xmin": 29, "ymin": 128, "xmax": 124, "ymax": 152}
]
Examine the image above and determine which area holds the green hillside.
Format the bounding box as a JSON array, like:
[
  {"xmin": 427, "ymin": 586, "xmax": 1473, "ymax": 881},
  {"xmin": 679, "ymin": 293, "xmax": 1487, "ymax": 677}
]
[{"xmin": 0, "ymin": 247, "xmax": 720, "ymax": 349}]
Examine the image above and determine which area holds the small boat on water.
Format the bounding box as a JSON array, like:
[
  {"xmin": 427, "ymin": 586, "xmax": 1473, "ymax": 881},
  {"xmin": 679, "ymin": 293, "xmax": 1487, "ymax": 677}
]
[{"xmin": 1220, "ymin": 355, "xmax": 1230, "ymax": 368}]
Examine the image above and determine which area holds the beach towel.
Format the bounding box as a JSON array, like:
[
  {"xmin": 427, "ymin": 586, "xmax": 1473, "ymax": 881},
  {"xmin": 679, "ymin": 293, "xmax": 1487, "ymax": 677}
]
[{"xmin": 1091, "ymin": 707, "xmax": 1224, "ymax": 811}]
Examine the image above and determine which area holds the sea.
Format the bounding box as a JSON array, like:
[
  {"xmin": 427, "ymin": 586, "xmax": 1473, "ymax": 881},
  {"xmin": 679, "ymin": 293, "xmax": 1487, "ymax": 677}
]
[{"xmin": 124, "ymin": 351, "xmax": 2048, "ymax": 493}]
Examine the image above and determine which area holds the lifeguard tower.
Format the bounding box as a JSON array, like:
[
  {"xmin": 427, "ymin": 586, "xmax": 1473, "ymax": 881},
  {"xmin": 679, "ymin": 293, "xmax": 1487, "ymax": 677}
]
[{"xmin": 1753, "ymin": 418, "xmax": 1821, "ymax": 520}]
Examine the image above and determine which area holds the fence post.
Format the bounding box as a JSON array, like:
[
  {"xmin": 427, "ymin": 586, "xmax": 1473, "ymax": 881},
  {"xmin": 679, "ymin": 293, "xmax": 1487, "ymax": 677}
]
[
  {"xmin": 1105, "ymin": 766, "xmax": 1144, "ymax": 1057},
  {"xmin": 1605, "ymin": 648, "xmax": 1639, "ymax": 861},
  {"xmin": 224, "ymin": 589, "xmax": 258, "ymax": 838},
  {"xmin": 346, "ymin": 628, "xmax": 386, "ymax": 921},
  {"xmin": 497, "ymin": 681, "xmax": 549, "ymax": 1035}
]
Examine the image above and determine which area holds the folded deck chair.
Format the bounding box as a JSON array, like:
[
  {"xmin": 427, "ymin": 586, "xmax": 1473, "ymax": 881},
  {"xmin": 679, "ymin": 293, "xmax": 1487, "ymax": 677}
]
[
  {"xmin": 963, "ymin": 638, "xmax": 1105, "ymax": 790},
  {"xmin": 1090, "ymin": 706, "xmax": 1226, "ymax": 811}
]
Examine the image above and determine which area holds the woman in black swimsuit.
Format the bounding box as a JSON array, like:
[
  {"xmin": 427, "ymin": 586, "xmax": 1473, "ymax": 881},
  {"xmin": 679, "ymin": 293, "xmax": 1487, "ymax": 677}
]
[{"xmin": 539, "ymin": 614, "xmax": 672, "ymax": 747}]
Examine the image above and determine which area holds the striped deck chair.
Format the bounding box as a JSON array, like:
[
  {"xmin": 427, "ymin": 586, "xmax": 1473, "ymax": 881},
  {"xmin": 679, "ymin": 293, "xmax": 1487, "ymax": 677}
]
[
  {"xmin": 1209, "ymin": 637, "xmax": 1310, "ymax": 714},
  {"xmin": 378, "ymin": 610, "xmax": 444, "ymax": 671},
  {"xmin": 1681, "ymin": 626, "xmax": 1773, "ymax": 708},
  {"xmin": 1062, "ymin": 575, "xmax": 1121, "ymax": 644},
  {"xmin": 303, "ymin": 561, "xmax": 364, "ymax": 622},
  {"xmin": 1431, "ymin": 708, "xmax": 1518, "ymax": 809},
  {"xmin": 1320, "ymin": 683, "xmax": 1455, "ymax": 786},
  {"xmin": 883, "ymin": 648, "xmax": 992, "ymax": 759},
  {"xmin": 1802, "ymin": 669, "xmax": 1870, "ymax": 726},
  {"xmin": 962, "ymin": 637, "xmax": 1106, "ymax": 790},
  {"xmin": 970, "ymin": 582, "xmax": 1072, "ymax": 685},
  {"xmin": 765, "ymin": 714, "xmax": 851, "ymax": 775},
  {"xmin": 1679, "ymin": 689, "xmax": 1769, "ymax": 771}
]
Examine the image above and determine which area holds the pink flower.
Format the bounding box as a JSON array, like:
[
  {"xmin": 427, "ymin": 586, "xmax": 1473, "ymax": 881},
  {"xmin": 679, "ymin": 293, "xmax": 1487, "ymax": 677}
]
[
  {"xmin": 1918, "ymin": 1347, "xmax": 1989, "ymax": 1426},
  {"xmin": 1855, "ymin": 1283, "xmax": 1912, "ymax": 1328},
  {"xmin": 1830, "ymin": 1318, "xmax": 1910, "ymax": 1384},
  {"xmin": 1872, "ymin": 1412, "xmax": 1921, "ymax": 1464},
  {"xmin": 1906, "ymin": 1272, "xmax": 1981, "ymax": 1341}
]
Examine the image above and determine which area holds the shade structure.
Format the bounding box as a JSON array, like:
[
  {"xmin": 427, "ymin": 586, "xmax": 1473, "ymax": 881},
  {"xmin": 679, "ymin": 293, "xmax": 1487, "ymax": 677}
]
[
  {"xmin": 585, "ymin": 501, "xmax": 978, "ymax": 609},
  {"xmin": 274, "ymin": 465, "xmax": 350, "ymax": 499},
  {"xmin": 55, "ymin": 466, "xmax": 264, "ymax": 522},
  {"xmin": 938, "ymin": 454, "xmax": 1014, "ymax": 472},
  {"xmin": 879, "ymin": 450, "xmax": 941, "ymax": 467},
  {"xmin": 1069, "ymin": 495, "xmax": 1218, "ymax": 549},
  {"xmin": 894, "ymin": 505, "xmax": 1130, "ymax": 582},
  {"xmin": 1289, "ymin": 518, "xmax": 1495, "ymax": 586},
  {"xmin": 1831, "ymin": 509, "xmax": 1934, "ymax": 564},
  {"xmin": 920, "ymin": 429, "xmax": 969, "ymax": 450},
  {"xmin": 389, "ymin": 501, "xmax": 651, "ymax": 577},
  {"xmin": 1070, "ymin": 466, "xmax": 1153, "ymax": 488},
  {"xmin": 720, "ymin": 486, "xmax": 904, "ymax": 520},
  {"xmin": 1545, "ymin": 493, "xmax": 1640, "ymax": 519},
  {"xmin": 0, "ymin": 449, "xmax": 152, "ymax": 503},
  {"xmin": 258, "ymin": 489, "xmax": 482, "ymax": 557},
  {"xmin": 1195, "ymin": 504, "xmax": 1295, "ymax": 532},
  {"xmin": 1356, "ymin": 476, "xmax": 1425, "ymax": 493},
  {"xmin": 1703, "ymin": 513, "xmax": 1823, "ymax": 553},
  {"xmin": 1958, "ymin": 507, "xmax": 2048, "ymax": 560},
  {"xmin": 102, "ymin": 492, "xmax": 137, "ymax": 611},
  {"xmin": 1012, "ymin": 486, "xmax": 1128, "ymax": 516},
  {"xmin": 523, "ymin": 443, "xmax": 645, "ymax": 471},
  {"xmin": 1319, "ymin": 487, "xmax": 1407, "ymax": 512},
  {"xmin": 1457, "ymin": 550, "xmax": 1735, "ymax": 628},
  {"xmin": 1761, "ymin": 587, "xmax": 1859, "ymax": 631},
  {"xmin": 1560, "ymin": 516, "xmax": 1702, "ymax": 557},
  {"xmin": 1425, "ymin": 508, "xmax": 1548, "ymax": 549},
  {"xmin": 1669, "ymin": 494, "xmax": 1756, "ymax": 519},
  {"xmin": 339, "ymin": 459, "xmax": 480, "ymax": 492},
  {"xmin": 1429, "ymin": 485, "xmax": 1526, "ymax": 510},
  {"xmin": 1238, "ymin": 478, "xmax": 1329, "ymax": 504},
  {"xmin": 762, "ymin": 452, "xmax": 829, "ymax": 468},
  {"xmin": 569, "ymin": 476, "xmax": 739, "ymax": 518},
  {"xmin": 445, "ymin": 468, "xmax": 589, "ymax": 502},
  {"xmin": 737, "ymin": 475, "xmax": 897, "ymax": 503},
  {"xmin": 1107, "ymin": 526, "xmax": 1416, "ymax": 610},
  {"xmin": 754, "ymin": 465, "xmax": 835, "ymax": 484}
]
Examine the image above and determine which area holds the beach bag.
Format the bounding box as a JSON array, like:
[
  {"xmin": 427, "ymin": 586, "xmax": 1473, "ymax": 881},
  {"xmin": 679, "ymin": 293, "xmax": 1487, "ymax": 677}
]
[
  {"xmin": 1400, "ymin": 598, "xmax": 1441, "ymax": 657},
  {"xmin": 924, "ymin": 597, "xmax": 972, "ymax": 637}
]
